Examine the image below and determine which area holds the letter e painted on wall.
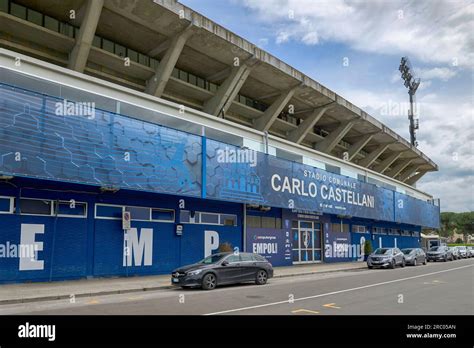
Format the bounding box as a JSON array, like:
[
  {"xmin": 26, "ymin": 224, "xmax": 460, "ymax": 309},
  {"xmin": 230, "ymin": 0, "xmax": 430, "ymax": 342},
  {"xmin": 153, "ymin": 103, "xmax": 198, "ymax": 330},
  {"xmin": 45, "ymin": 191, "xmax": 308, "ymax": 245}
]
[
  {"xmin": 204, "ymin": 230, "xmax": 219, "ymax": 257},
  {"xmin": 19, "ymin": 224, "xmax": 44, "ymax": 271},
  {"xmin": 123, "ymin": 228, "xmax": 153, "ymax": 267}
]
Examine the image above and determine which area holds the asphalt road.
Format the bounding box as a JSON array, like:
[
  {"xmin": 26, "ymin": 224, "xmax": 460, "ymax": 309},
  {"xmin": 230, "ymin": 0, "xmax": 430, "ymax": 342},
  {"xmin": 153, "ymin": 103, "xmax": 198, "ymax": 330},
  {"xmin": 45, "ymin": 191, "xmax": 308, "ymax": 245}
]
[{"xmin": 1, "ymin": 258, "xmax": 473, "ymax": 315}]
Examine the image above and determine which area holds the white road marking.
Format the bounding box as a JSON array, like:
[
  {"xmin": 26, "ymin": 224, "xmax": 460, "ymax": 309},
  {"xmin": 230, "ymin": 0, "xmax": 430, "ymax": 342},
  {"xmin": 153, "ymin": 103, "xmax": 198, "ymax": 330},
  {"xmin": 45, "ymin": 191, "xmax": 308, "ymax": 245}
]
[{"xmin": 204, "ymin": 264, "xmax": 473, "ymax": 315}]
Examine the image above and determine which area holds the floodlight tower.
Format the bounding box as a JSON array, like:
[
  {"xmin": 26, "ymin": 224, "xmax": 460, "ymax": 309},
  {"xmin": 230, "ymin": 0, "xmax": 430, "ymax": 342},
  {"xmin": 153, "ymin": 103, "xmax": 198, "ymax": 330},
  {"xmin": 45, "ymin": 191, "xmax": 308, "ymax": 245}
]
[{"xmin": 399, "ymin": 57, "xmax": 420, "ymax": 147}]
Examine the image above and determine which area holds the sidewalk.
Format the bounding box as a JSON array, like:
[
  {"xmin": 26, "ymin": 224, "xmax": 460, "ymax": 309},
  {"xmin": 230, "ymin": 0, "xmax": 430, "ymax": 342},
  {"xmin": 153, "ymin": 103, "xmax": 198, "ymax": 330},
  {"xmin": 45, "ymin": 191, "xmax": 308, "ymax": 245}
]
[{"xmin": 0, "ymin": 261, "xmax": 366, "ymax": 305}]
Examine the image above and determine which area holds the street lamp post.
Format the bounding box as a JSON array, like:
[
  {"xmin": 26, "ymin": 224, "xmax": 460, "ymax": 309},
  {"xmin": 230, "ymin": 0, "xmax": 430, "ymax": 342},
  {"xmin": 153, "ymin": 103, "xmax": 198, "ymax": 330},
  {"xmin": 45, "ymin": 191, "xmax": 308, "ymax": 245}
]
[{"xmin": 399, "ymin": 57, "xmax": 421, "ymax": 147}]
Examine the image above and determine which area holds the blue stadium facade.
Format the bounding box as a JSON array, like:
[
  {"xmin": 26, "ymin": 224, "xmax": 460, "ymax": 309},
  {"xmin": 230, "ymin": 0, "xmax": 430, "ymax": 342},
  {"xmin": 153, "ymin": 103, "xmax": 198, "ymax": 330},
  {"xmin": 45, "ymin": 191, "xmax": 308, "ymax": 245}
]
[{"xmin": 0, "ymin": 63, "xmax": 440, "ymax": 283}]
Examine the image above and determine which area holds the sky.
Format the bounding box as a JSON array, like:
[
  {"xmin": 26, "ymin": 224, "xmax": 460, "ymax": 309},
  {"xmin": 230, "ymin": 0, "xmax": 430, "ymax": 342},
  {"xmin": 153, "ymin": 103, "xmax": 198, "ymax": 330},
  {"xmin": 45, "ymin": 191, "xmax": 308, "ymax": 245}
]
[{"xmin": 181, "ymin": 0, "xmax": 474, "ymax": 213}]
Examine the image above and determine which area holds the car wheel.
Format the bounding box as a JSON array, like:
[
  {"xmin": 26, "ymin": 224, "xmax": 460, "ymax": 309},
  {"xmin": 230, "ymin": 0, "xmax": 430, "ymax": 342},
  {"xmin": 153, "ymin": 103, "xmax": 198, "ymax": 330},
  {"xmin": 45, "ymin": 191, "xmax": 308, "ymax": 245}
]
[
  {"xmin": 201, "ymin": 273, "xmax": 217, "ymax": 290},
  {"xmin": 423, "ymin": 259, "xmax": 427, "ymax": 265},
  {"xmin": 443, "ymin": 256, "xmax": 447, "ymax": 262},
  {"xmin": 368, "ymin": 265, "xmax": 373, "ymax": 269},
  {"xmin": 255, "ymin": 270, "xmax": 268, "ymax": 285},
  {"xmin": 413, "ymin": 258, "xmax": 417, "ymax": 266},
  {"xmin": 401, "ymin": 259, "xmax": 406, "ymax": 268},
  {"xmin": 390, "ymin": 260, "xmax": 396, "ymax": 269}
]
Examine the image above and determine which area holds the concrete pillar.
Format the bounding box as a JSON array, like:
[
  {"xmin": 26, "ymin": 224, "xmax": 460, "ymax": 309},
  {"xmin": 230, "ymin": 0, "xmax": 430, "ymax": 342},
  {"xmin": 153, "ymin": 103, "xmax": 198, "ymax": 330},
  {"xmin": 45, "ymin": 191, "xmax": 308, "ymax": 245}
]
[
  {"xmin": 358, "ymin": 143, "xmax": 390, "ymax": 168},
  {"xmin": 385, "ymin": 158, "xmax": 413, "ymax": 178},
  {"xmin": 254, "ymin": 85, "xmax": 299, "ymax": 132},
  {"xmin": 404, "ymin": 170, "xmax": 428, "ymax": 185},
  {"xmin": 314, "ymin": 119, "xmax": 355, "ymax": 153},
  {"xmin": 146, "ymin": 24, "xmax": 197, "ymax": 97},
  {"xmin": 68, "ymin": 0, "xmax": 104, "ymax": 73},
  {"xmin": 345, "ymin": 133, "xmax": 374, "ymax": 161},
  {"xmin": 398, "ymin": 165, "xmax": 421, "ymax": 182},
  {"xmin": 287, "ymin": 103, "xmax": 333, "ymax": 144},
  {"xmin": 373, "ymin": 152, "xmax": 403, "ymax": 173},
  {"xmin": 203, "ymin": 61, "xmax": 255, "ymax": 116}
]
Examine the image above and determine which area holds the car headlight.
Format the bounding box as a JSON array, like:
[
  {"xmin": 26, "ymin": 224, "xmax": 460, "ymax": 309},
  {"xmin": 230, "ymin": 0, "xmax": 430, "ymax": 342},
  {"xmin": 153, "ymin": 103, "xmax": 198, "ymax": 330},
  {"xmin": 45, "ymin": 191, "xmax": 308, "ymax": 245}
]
[{"xmin": 187, "ymin": 269, "xmax": 203, "ymax": 276}]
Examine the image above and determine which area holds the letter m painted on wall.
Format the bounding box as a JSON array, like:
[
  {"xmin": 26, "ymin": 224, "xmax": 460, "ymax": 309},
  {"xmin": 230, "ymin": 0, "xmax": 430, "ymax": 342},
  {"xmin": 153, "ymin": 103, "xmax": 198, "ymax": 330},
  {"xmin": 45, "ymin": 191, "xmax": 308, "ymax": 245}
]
[{"xmin": 123, "ymin": 228, "xmax": 153, "ymax": 267}]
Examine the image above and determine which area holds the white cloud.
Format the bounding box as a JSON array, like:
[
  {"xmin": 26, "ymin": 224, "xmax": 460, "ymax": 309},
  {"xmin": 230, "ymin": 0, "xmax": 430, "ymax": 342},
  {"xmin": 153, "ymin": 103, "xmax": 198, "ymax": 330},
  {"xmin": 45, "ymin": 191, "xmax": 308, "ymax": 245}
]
[
  {"xmin": 417, "ymin": 67, "xmax": 458, "ymax": 81},
  {"xmin": 242, "ymin": 0, "xmax": 474, "ymax": 69},
  {"xmin": 339, "ymin": 86, "xmax": 474, "ymax": 212}
]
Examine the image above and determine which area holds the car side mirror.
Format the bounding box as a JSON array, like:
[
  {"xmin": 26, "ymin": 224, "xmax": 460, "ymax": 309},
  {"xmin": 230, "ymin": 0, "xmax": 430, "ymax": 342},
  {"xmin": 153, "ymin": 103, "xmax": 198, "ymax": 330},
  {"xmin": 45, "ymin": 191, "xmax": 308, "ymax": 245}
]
[{"xmin": 221, "ymin": 260, "xmax": 229, "ymax": 266}]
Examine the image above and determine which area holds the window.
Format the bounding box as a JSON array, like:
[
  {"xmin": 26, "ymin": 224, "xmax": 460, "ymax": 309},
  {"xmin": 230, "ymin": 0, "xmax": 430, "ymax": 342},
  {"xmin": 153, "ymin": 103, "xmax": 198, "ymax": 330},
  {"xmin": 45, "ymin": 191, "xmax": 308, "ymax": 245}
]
[
  {"xmin": 326, "ymin": 164, "xmax": 341, "ymax": 175},
  {"xmin": 188, "ymin": 74, "xmax": 197, "ymax": 86},
  {"xmin": 180, "ymin": 210, "xmax": 191, "ymax": 223},
  {"xmin": 332, "ymin": 223, "xmax": 349, "ymax": 233},
  {"xmin": 11, "ymin": 3, "xmax": 27, "ymax": 20},
  {"xmin": 95, "ymin": 204, "xmax": 122, "ymax": 219},
  {"xmin": 125, "ymin": 206, "xmax": 150, "ymax": 221},
  {"xmin": 92, "ymin": 35, "xmax": 101, "ymax": 48},
  {"xmin": 240, "ymin": 254, "xmax": 253, "ymax": 262},
  {"xmin": 128, "ymin": 49, "xmax": 138, "ymax": 63},
  {"xmin": 199, "ymin": 212, "xmax": 219, "ymax": 225},
  {"xmin": 246, "ymin": 215, "xmax": 261, "ymax": 228},
  {"xmin": 19, "ymin": 198, "xmax": 53, "ymax": 216},
  {"xmin": 114, "ymin": 43, "xmax": 126, "ymax": 57},
  {"xmin": 44, "ymin": 15, "xmax": 59, "ymax": 32},
  {"xmin": 59, "ymin": 22, "xmax": 74, "ymax": 38},
  {"xmin": 138, "ymin": 53, "xmax": 149, "ymax": 67},
  {"xmin": 150, "ymin": 58, "xmax": 159, "ymax": 70},
  {"xmin": 56, "ymin": 201, "xmax": 87, "ymax": 217},
  {"xmin": 102, "ymin": 38, "xmax": 114, "ymax": 53},
  {"xmin": 27, "ymin": 9, "xmax": 43, "ymax": 26},
  {"xmin": 262, "ymin": 217, "xmax": 277, "ymax": 229},
  {"xmin": 0, "ymin": 0, "xmax": 8, "ymax": 13},
  {"xmin": 352, "ymin": 225, "xmax": 368, "ymax": 233},
  {"xmin": 0, "ymin": 197, "xmax": 13, "ymax": 214},
  {"xmin": 181, "ymin": 210, "xmax": 237, "ymax": 226},
  {"xmin": 226, "ymin": 254, "xmax": 240, "ymax": 263},
  {"xmin": 221, "ymin": 214, "xmax": 237, "ymax": 226},
  {"xmin": 151, "ymin": 208, "xmax": 175, "ymax": 222}
]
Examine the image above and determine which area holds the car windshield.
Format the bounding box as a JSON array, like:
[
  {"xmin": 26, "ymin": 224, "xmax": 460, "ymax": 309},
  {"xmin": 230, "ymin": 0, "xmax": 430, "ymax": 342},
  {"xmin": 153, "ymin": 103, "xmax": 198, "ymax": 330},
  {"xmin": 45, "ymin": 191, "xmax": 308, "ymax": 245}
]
[
  {"xmin": 198, "ymin": 254, "xmax": 227, "ymax": 264},
  {"xmin": 402, "ymin": 249, "xmax": 413, "ymax": 255},
  {"xmin": 374, "ymin": 248, "xmax": 390, "ymax": 255}
]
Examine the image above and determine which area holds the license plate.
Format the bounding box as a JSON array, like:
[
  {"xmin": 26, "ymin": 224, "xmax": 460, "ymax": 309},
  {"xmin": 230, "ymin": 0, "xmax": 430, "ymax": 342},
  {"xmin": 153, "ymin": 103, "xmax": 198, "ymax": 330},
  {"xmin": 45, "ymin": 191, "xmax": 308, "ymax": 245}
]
[{"xmin": 172, "ymin": 278, "xmax": 179, "ymax": 283}]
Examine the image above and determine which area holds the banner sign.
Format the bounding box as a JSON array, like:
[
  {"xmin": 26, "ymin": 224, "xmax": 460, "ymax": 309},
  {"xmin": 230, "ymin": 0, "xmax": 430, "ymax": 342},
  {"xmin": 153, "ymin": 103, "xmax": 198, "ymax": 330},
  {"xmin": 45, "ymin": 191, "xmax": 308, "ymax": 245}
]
[
  {"xmin": 246, "ymin": 228, "xmax": 292, "ymax": 266},
  {"xmin": 394, "ymin": 192, "xmax": 440, "ymax": 229},
  {"xmin": 206, "ymin": 140, "xmax": 439, "ymax": 228},
  {"xmin": 206, "ymin": 140, "xmax": 394, "ymax": 222}
]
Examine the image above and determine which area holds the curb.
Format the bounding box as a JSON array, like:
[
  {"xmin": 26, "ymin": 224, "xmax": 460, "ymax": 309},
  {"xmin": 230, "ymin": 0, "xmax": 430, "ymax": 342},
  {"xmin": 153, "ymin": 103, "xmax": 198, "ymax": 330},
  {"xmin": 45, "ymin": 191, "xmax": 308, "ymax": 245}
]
[{"xmin": 0, "ymin": 265, "xmax": 367, "ymax": 305}]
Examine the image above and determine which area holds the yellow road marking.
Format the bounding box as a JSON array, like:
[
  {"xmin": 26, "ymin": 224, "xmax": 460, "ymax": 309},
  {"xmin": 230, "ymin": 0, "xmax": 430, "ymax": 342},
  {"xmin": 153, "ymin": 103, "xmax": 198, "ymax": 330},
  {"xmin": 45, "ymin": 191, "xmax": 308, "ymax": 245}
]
[
  {"xmin": 323, "ymin": 303, "xmax": 341, "ymax": 309},
  {"xmin": 86, "ymin": 299, "xmax": 100, "ymax": 305},
  {"xmin": 291, "ymin": 309, "xmax": 320, "ymax": 314}
]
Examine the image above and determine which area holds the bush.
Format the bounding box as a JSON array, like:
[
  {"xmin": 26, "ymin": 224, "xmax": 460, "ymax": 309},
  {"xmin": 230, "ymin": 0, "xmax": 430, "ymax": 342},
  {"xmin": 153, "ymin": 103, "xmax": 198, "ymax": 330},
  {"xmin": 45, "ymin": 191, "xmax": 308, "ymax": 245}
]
[
  {"xmin": 364, "ymin": 240, "xmax": 373, "ymax": 255},
  {"xmin": 218, "ymin": 242, "xmax": 233, "ymax": 252}
]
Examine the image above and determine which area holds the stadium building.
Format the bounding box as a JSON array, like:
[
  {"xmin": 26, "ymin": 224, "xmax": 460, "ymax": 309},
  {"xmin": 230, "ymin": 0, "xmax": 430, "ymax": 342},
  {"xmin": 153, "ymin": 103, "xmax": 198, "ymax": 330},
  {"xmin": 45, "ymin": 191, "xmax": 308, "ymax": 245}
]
[{"xmin": 0, "ymin": 0, "xmax": 440, "ymax": 283}]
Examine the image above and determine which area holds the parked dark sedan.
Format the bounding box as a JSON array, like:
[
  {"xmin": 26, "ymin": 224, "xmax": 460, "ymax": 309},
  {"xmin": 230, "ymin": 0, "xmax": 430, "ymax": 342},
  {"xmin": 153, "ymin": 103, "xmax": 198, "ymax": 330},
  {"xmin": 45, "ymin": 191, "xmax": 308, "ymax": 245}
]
[
  {"xmin": 426, "ymin": 246, "xmax": 453, "ymax": 262},
  {"xmin": 171, "ymin": 252, "xmax": 274, "ymax": 290},
  {"xmin": 402, "ymin": 248, "xmax": 427, "ymax": 266}
]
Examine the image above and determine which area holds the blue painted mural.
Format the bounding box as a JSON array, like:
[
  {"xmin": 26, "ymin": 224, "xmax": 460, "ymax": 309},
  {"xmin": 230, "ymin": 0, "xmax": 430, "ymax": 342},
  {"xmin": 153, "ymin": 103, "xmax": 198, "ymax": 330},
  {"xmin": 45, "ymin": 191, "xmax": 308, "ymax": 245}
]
[
  {"xmin": 0, "ymin": 84, "xmax": 202, "ymax": 197},
  {"xmin": 0, "ymin": 84, "xmax": 439, "ymax": 228}
]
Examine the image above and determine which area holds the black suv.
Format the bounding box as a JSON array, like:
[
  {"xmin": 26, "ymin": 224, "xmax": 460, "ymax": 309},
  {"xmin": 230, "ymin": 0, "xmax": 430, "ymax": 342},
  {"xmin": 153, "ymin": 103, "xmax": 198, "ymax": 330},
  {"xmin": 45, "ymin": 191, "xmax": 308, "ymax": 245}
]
[{"xmin": 171, "ymin": 252, "xmax": 274, "ymax": 290}]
